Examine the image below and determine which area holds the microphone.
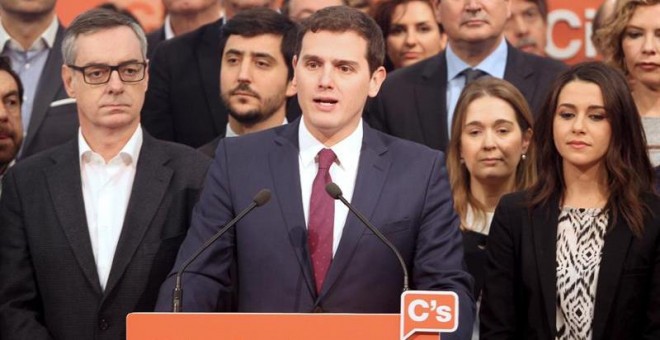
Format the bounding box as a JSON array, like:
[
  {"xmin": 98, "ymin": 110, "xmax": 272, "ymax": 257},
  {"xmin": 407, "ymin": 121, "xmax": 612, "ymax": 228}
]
[
  {"xmin": 172, "ymin": 189, "xmax": 271, "ymax": 312},
  {"xmin": 325, "ymin": 182, "xmax": 409, "ymax": 291}
]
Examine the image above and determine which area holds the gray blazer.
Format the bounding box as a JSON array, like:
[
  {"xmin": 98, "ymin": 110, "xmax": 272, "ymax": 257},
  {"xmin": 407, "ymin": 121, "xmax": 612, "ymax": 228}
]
[{"xmin": 19, "ymin": 24, "xmax": 78, "ymax": 159}]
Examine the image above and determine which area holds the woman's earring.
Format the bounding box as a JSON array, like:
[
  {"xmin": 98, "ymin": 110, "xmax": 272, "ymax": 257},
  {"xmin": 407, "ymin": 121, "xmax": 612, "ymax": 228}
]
[{"xmin": 521, "ymin": 154, "xmax": 527, "ymax": 161}]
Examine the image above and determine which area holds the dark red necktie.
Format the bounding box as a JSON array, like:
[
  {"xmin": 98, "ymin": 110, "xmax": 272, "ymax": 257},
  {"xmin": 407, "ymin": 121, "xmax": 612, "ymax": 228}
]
[{"xmin": 308, "ymin": 148, "xmax": 336, "ymax": 294}]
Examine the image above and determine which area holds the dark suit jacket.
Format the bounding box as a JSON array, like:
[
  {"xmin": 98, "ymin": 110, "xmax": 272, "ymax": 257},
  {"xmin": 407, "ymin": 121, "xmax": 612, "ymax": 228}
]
[
  {"xmin": 480, "ymin": 191, "xmax": 660, "ymax": 340},
  {"xmin": 141, "ymin": 19, "xmax": 225, "ymax": 147},
  {"xmin": 141, "ymin": 19, "xmax": 301, "ymax": 148},
  {"xmin": 0, "ymin": 131, "xmax": 210, "ymax": 340},
  {"xmin": 146, "ymin": 26, "xmax": 166, "ymax": 60},
  {"xmin": 366, "ymin": 44, "xmax": 567, "ymax": 152},
  {"xmin": 19, "ymin": 24, "xmax": 78, "ymax": 159},
  {"xmin": 155, "ymin": 119, "xmax": 475, "ymax": 339}
]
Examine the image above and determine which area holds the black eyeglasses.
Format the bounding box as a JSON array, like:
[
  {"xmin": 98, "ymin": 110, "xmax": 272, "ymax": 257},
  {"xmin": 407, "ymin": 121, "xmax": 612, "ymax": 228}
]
[{"xmin": 67, "ymin": 61, "xmax": 147, "ymax": 85}]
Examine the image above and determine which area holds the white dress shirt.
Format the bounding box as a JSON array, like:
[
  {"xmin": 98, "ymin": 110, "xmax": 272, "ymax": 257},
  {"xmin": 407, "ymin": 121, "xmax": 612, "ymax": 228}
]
[
  {"xmin": 79, "ymin": 126, "xmax": 143, "ymax": 290},
  {"xmin": 445, "ymin": 38, "xmax": 508, "ymax": 136},
  {"xmin": 299, "ymin": 119, "xmax": 362, "ymax": 256}
]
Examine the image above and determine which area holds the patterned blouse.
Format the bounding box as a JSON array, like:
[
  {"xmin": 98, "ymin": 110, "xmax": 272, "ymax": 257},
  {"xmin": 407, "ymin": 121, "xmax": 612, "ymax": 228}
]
[{"xmin": 555, "ymin": 207, "xmax": 608, "ymax": 340}]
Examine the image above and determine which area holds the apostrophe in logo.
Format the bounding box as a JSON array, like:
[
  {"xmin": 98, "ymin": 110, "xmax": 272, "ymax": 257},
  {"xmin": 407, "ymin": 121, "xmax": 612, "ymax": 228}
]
[{"xmin": 400, "ymin": 291, "xmax": 458, "ymax": 340}]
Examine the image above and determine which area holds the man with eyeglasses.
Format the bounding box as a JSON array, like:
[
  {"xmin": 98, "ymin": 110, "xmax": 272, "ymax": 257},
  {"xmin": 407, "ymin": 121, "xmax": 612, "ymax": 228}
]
[{"xmin": 0, "ymin": 9, "xmax": 210, "ymax": 340}]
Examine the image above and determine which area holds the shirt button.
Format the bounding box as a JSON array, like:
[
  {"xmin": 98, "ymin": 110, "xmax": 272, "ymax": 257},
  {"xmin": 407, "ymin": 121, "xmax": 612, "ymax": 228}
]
[
  {"xmin": 99, "ymin": 318, "xmax": 109, "ymax": 330},
  {"xmin": 25, "ymin": 63, "xmax": 30, "ymax": 69}
]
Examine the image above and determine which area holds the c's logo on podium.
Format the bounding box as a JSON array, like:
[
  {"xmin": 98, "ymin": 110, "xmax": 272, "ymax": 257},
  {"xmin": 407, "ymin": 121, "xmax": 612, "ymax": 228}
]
[{"xmin": 400, "ymin": 291, "xmax": 458, "ymax": 339}]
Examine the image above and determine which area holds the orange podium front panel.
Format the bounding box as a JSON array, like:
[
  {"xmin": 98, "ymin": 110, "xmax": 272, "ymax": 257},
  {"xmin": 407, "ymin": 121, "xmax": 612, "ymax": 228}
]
[{"xmin": 127, "ymin": 313, "xmax": 441, "ymax": 339}]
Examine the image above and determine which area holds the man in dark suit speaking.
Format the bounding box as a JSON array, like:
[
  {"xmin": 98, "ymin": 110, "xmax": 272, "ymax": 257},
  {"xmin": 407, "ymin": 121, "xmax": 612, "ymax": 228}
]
[
  {"xmin": 0, "ymin": 9, "xmax": 210, "ymax": 340},
  {"xmin": 156, "ymin": 6, "xmax": 474, "ymax": 339},
  {"xmin": 367, "ymin": 0, "xmax": 566, "ymax": 152}
]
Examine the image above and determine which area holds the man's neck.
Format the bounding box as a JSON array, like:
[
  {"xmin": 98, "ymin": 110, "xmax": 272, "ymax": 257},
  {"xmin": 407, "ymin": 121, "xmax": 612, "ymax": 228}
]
[
  {"xmin": 169, "ymin": 6, "xmax": 222, "ymax": 37},
  {"xmin": 449, "ymin": 35, "xmax": 504, "ymax": 67},
  {"xmin": 81, "ymin": 124, "xmax": 139, "ymax": 162},
  {"xmin": 0, "ymin": 10, "xmax": 55, "ymax": 50},
  {"xmin": 229, "ymin": 109, "xmax": 286, "ymax": 136}
]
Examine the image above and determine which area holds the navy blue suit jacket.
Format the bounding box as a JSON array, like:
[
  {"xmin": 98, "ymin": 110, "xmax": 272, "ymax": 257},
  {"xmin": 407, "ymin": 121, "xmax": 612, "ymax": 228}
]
[
  {"xmin": 365, "ymin": 44, "xmax": 566, "ymax": 152},
  {"xmin": 156, "ymin": 119, "xmax": 475, "ymax": 339}
]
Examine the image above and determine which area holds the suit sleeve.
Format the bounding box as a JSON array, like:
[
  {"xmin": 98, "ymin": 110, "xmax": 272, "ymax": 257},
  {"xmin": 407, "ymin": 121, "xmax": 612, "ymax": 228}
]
[
  {"xmin": 0, "ymin": 170, "xmax": 54, "ymax": 339},
  {"xmin": 154, "ymin": 139, "xmax": 235, "ymax": 312},
  {"xmin": 479, "ymin": 196, "xmax": 519, "ymax": 339},
  {"xmin": 644, "ymin": 202, "xmax": 660, "ymax": 339},
  {"xmin": 413, "ymin": 152, "xmax": 475, "ymax": 340},
  {"xmin": 142, "ymin": 44, "xmax": 175, "ymax": 142}
]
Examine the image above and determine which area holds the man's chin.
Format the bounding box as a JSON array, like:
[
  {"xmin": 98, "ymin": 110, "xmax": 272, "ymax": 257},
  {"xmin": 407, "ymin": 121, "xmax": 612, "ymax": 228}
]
[{"xmin": 228, "ymin": 110, "xmax": 264, "ymax": 125}]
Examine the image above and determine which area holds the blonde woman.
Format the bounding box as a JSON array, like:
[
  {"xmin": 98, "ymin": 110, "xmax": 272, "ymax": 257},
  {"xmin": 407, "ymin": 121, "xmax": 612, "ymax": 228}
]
[{"xmin": 446, "ymin": 77, "xmax": 535, "ymax": 337}]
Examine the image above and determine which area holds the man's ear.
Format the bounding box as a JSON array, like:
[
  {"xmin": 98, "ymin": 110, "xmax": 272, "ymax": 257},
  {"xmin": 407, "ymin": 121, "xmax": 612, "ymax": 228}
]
[
  {"xmin": 367, "ymin": 66, "xmax": 387, "ymax": 98},
  {"xmin": 285, "ymin": 79, "xmax": 297, "ymax": 97},
  {"xmin": 61, "ymin": 65, "xmax": 76, "ymax": 98},
  {"xmin": 291, "ymin": 55, "xmax": 299, "ymax": 88}
]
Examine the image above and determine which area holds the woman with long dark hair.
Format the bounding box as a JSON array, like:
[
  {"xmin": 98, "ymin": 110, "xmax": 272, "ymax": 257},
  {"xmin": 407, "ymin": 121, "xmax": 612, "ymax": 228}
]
[{"xmin": 480, "ymin": 62, "xmax": 660, "ymax": 339}]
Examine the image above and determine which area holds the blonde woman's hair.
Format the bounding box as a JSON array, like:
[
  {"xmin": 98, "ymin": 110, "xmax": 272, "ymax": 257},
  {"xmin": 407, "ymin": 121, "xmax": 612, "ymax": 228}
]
[
  {"xmin": 446, "ymin": 77, "xmax": 537, "ymax": 233},
  {"xmin": 594, "ymin": 0, "xmax": 660, "ymax": 74}
]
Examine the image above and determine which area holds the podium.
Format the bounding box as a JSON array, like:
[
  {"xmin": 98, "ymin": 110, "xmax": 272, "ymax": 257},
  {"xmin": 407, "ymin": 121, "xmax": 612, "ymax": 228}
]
[{"xmin": 127, "ymin": 313, "xmax": 440, "ymax": 339}]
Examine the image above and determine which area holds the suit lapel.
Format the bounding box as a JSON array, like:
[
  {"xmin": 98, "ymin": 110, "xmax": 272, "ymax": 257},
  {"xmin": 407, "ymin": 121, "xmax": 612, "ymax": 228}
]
[
  {"xmin": 503, "ymin": 45, "xmax": 534, "ymax": 104},
  {"xmin": 416, "ymin": 54, "xmax": 448, "ymax": 150},
  {"xmin": 592, "ymin": 215, "xmax": 633, "ymax": 340},
  {"xmin": 23, "ymin": 25, "xmax": 67, "ymax": 153},
  {"xmin": 196, "ymin": 19, "xmax": 225, "ymax": 136},
  {"xmin": 46, "ymin": 139, "xmax": 102, "ymax": 294},
  {"xmin": 103, "ymin": 133, "xmax": 173, "ymax": 296},
  {"xmin": 269, "ymin": 120, "xmax": 317, "ymax": 297},
  {"xmin": 531, "ymin": 197, "xmax": 560, "ymax": 336},
  {"xmin": 320, "ymin": 125, "xmax": 390, "ymax": 297}
]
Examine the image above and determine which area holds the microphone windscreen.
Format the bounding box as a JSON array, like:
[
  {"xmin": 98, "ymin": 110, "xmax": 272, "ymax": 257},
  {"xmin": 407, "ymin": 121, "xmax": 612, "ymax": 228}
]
[
  {"xmin": 253, "ymin": 189, "xmax": 272, "ymax": 206},
  {"xmin": 325, "ymin": 182, "xmax": 343, "ymax": 199}
]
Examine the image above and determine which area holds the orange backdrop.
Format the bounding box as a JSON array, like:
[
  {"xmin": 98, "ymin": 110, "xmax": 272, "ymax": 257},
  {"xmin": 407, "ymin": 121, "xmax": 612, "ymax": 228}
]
[{"xmin": 56, "ymin": 0, "xmax": 604, "ymax": 64}]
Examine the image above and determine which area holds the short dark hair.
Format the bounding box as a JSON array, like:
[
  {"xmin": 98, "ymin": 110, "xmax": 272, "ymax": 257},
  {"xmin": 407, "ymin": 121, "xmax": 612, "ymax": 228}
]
[
  {"xmin": 527, "ymin": 0, "xmax": 548, "ymax": 20},
  {"xmin": 295, "ymin": 5, "xmax": 385, "ymax": 73},
  {"xmin": 280, "ymin": 0, "xmax": 349, "ymax": 18},
  {"xmin": 0, "ymin": 57, "xmax": 23, "ymax": 106},
  {"xmin": 530, "ymin": 61, "xmax": 653, "ymax": 237},
  {"xmin": 62, "ymin": 8, "xmax": 147, "ymax": 65},
  {"xmin": 372, "ymin": 0, "xmax": 439, "ymax": 38},
  {"xmin": 221, "ymin": 8, "xmax": 299, "ymax": 80}
]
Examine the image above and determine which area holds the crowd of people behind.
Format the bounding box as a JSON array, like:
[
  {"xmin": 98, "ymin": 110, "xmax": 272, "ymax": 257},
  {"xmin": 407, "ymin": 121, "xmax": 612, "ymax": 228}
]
[{"xmin": 0, "ymin": 0, "xmax": 659, "ymax": 339}]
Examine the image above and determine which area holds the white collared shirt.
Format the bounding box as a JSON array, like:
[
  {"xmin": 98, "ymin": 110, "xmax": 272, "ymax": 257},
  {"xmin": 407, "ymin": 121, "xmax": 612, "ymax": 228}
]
[
  {"xmin": 445, "ymin": 38, "xmax": 508, "ymax": 136},
  {"xmin": 299, "ymin": 119, "xmax": 362, "ymax": 256},
  {"xmin": 79, "ymin": 126, "xmax": 143, "ymax": 291}
]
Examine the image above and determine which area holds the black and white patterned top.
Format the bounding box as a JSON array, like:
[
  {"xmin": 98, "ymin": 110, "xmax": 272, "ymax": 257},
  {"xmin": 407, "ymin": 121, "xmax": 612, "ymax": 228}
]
[{"xmin": 555, "ymin": 207, "xmax": 609, "ymax": 340}]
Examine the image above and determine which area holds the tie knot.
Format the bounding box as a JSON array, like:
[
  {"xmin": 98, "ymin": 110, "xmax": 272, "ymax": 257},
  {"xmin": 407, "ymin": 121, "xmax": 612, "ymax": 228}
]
[
  {"xmin": 317, "ymin": 148, "xmax": 336, "ymax": 170},
  {"xmin": 461, "ymin": 68, "xmax": 486, "ymax": 85}
]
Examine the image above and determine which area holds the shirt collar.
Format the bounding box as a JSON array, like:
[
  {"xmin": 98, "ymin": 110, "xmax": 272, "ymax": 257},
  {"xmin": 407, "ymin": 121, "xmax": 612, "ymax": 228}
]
[
  {"xmin": 163, "ymin": 15, "xmax": 175, "ymax": 40},
  {"xmin": 78, "ymin": 124, "xmax": 144, "ymax": 165},
  {"xmin": 0, "ymin": 16, "xmax": 58, "ymax": 51},
  {"xmin": 298, "ymin": 118, "xmax": 363, "ymax": 170},
  {"xmin": 0, "ymin": 159, "xmax": 14, "ymax": 176},
  {"xmin": 446, "ymin": 38, "xmax": 508, "ymax": 81}
]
